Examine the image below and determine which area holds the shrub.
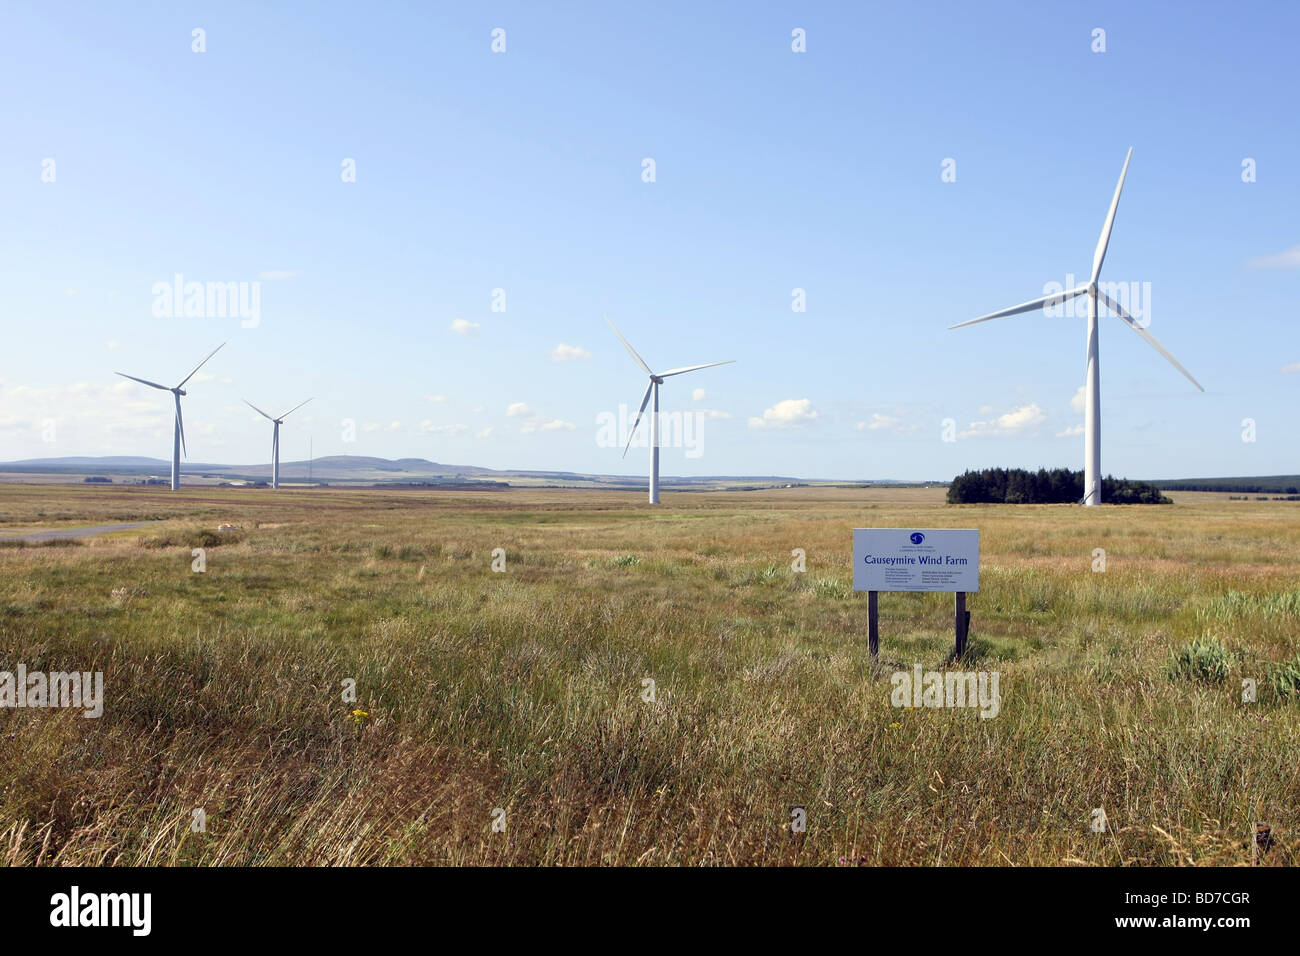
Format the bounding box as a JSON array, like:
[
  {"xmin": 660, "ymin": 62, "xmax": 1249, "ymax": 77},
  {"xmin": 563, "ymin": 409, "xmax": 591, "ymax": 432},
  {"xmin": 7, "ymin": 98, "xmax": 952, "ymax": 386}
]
[
  {"xmin": 1168, "ymin": 637, "xmax": 1232, "ymax": 684},
  {"xmin": 1266, "ymin": 655, "xmax": 1300, "ymax": 702}
]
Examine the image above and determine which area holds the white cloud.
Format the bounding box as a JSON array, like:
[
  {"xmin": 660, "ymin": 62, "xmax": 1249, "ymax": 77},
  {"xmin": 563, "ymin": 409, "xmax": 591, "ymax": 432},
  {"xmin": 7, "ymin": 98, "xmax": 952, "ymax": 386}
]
[
  {"xmin": 550, "ymin": 343, "xmax": 591, "ymax": 361},
  {"xmin": 692, "ymin": 387, "xmax": 706, "ymax": 401},
  {"xmin": 506, "ymin": 402, "xmax": 531, "ymax": 417},
  {"xmin": 0, "ymin": 380, "xmax": 216, "ymax": 455},
  {"xmin": 1247, "ymin": 245, "xmax": 1300, "ymax": 270},
  {"xmin": 476, "ymin": 427, "xmax": 493, "ymax": 439},
  {"xmin": 416, "ymin": 420, "xmax": 468, "ymax": 436},
  {"xmin": 1070, "ymin": 386, "xmax": 1086, "ymax": 413},
  {"xmin": 450, "ymin": 318, "xmax": 480, "ymax": 336},
  {"xmin": 424, "ymin": 394, "xmax": 450, "ymax": 404},
  {"xmin": 698, "ymin": 409, "xmax": 731, "ymax": 420},
  {"xmin": 520, "ymin": 418, "xmax": 576, "ymax": 435},
  {"xmin": 1282, "ymin": 362, "xmax": 1300, "ymax": 374},
  {"xmin": 959, "ymin": 403, "xmax": 1046, "ymax": 439},
  {"xmin": 257, "ymin": 270, "xmax": 298, "ymax": 281},
  {"xmin": 748, "ymin": 398, "xmax": 819, "ymax": 429},
  {"xmin": 106, "ymin": 340, "xmax": 120, "ymax": 351},
  {"xmin": 856, "ymin": 411, "xmax": 922, "ymax": 434},
  {"xmin": 858, "ymin": 413, "xmax": 898, "ymax": 431},
  {"xmin": 1056, "ymin": 424, "xmax": 1084, "ymax": 438}
]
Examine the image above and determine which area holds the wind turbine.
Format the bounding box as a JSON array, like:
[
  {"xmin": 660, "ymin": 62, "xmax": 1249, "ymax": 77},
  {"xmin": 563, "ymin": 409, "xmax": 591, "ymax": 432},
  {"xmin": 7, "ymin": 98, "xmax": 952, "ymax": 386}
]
[
  {"xmin": 606, "ymin": 316, "xmax": 734, "ymax": 504},
  {"xmin": 116, "ymin": 343, "xmax": 225, "ymax": 491},
  {"xmin": 949, "ymin": 148, "xmax": 1204, "ymax": 506},
  {"xmin": 243, "ymin": 398, "xmax": 312, "ymax": 490}
]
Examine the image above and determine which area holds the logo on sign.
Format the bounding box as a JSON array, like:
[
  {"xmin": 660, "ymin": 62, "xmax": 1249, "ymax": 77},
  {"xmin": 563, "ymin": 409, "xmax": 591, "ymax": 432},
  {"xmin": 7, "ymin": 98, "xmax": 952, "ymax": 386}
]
[{"xmin": 910, "ymin": 532, "xmax": 925, "ymax": 545}]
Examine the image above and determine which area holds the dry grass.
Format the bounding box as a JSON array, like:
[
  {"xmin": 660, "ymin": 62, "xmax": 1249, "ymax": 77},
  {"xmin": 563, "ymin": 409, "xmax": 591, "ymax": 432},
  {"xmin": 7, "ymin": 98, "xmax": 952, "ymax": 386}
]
[{"xmin": 0, "ymin": 483, "xmax": 1297, "ymax": 866}]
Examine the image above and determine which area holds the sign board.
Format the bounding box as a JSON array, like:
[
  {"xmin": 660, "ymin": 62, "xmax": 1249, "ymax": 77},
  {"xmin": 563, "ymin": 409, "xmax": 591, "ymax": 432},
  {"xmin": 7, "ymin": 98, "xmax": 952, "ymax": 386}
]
[{"xmin": 853, "ymin": 528, "xmax": 979, "ymax": 593}]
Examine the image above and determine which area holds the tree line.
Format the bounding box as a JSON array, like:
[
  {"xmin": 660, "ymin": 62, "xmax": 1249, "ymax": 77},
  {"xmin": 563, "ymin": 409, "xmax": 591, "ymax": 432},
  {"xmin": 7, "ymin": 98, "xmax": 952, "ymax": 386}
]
[
  {"xmin": 1159, "ymin": 480, "xmax": 1300, "ymax": 494},
  {"xmin": 947, "ymin": 467, "xmax": 1171, "ymax": 504}
]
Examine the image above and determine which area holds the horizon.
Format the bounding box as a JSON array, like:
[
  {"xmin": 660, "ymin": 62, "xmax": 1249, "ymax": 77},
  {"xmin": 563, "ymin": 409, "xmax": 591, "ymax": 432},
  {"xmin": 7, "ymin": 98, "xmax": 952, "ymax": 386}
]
[
  {"xmin": 2, "ymin": 1, "xmax": 1297, "ymax": 481},
  {"xmin": 4, "ymin": 452, "xmax": 1297, "ymax": 488}
]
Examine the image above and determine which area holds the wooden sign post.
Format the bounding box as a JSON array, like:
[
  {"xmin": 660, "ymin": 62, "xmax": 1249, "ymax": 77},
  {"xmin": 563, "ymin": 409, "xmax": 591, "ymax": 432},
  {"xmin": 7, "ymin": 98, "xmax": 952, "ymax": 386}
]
[
  {"xmin": 868, "ymin": 589, "xmax": 879, "ymax": 657},
  {"xmin": 854, "ymin": 529, "xmax": 980, "ymax": 660},
  {"xmin": 955, "ymin": 590, "xmax": 969, "ymax": 658}
]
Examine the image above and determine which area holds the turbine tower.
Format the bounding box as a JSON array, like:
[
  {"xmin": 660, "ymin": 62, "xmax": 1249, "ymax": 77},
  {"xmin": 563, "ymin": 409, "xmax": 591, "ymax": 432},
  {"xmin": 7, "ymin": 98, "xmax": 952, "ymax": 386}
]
[
  {"xmin": 949, "ymin": 149, "xmax": 1203, "ymax": 506},
  {"xmin": 606, "ymin": 316, "xmax": 734, "ymax": 504},
  {"xmin": 116, "ymin": 343, "xmax": 225, "ymax": 491},
  {"xmin": 244, "ymin": 398, "xmax": 312, "ymax": 489}
]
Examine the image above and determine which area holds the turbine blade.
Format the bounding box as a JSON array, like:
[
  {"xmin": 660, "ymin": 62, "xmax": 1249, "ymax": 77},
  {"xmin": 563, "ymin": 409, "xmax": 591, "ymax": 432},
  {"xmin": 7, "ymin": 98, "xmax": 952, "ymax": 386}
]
[
  {"xmin": 658, "ymin": 360, "xmax": 736, "ymax": 378},
  {"xmin": 604, "ymin": 316, "xmax": 652, "ymax": 375},
  {"xmin": 278, "ymin": 397, "xmax": 313, "ymax": 420},
  {"xmin": 243, "ymin": 399, "xmax": 274, "ymax": 421},
  {"xmin": 622, "ymin": 381, "xmax": 654, "ymax": 457},
  {"xmin": 176, "ymin": 342, "xmax": 226, "ymax": 388},
  {"xmin": 1091, "ymin": 147, "xmax": 1133, "ymax": 284},
  {"xmin": 176, "ymin": 397, "xmax": 188, "ymax": 458},
  {"xmin": 949, "ymin": 286, "xmax": 1089, "ymax": 329},
  {"xmin": 1097, "ymin": 290, "xmax": 1204, "ymax": 392},
  {"xmin": 115, "ymin": 372, "xmax": 171, "ymax": 391}
]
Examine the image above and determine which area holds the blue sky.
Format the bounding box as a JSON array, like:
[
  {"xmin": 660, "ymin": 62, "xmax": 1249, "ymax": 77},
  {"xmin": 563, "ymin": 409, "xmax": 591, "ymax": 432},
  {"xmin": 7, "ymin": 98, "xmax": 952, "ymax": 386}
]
[{"xmin": 2, "ymin": 0, "xmax": 1296, "ymax": 480}]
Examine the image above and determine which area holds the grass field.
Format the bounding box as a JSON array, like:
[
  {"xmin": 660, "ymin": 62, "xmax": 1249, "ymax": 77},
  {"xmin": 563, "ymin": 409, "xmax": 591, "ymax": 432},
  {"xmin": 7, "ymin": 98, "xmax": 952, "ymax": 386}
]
[{"xmin": 1, "ymin": 483, "xmax": 1297, "ymax": 866}]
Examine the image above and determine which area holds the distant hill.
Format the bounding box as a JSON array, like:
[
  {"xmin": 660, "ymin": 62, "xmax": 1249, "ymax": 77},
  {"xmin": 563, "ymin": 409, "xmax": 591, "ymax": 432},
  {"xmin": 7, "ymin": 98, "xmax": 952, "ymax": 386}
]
[
  {"xmin": 0, "ymin": 455, "xmax": 810, "ymax": 488},
  {"xmin": 6, "ymin": 457, "xmax": 1295, "ymax": 494},
  {"xmin": 7, "ymin": 456, "xmax": 169, "ymax": 468},
  {"xmin": 8, "ymin": 456, "xmax": 1294, "ymax": 493}
]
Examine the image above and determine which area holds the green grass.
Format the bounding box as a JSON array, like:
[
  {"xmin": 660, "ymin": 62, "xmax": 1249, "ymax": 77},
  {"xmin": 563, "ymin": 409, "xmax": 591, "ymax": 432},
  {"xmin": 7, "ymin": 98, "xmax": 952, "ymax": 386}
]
[{"xmin": 0, "ymin": 483, "xmax": 1297, "ymax": 866}]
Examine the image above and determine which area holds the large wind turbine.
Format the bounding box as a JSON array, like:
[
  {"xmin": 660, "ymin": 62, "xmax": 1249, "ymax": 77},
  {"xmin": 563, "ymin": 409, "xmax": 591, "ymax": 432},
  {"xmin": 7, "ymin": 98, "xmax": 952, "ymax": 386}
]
[
  {"xmin": 116, "ymin": 343, "xmax": 226, "ymax": 491},
  {"xmin": 606, "ymin": 316, "xmax": 734, "ymax": 504},
  {"xmin": 243, "ymin": 398, "xmax": 312, "ymax": 489},
  {"xmin": 949, "ymin": 148, "xmax": 1203, "ymax": 506}
]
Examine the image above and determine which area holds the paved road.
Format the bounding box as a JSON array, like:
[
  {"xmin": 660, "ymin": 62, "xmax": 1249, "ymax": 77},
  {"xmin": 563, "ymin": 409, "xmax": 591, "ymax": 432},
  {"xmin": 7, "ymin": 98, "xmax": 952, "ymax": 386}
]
[{"xmin": 0, "ymin": 521, "xmax": 163, "ymax": 543}]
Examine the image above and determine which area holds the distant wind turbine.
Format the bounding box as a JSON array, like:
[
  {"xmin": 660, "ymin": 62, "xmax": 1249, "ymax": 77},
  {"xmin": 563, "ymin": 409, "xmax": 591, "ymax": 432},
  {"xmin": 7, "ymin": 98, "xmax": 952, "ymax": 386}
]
[
  {"xmin": 116, "ymin": 343, "xmax": 225, "ymax": 491},
  {"xmin": 243, "ymin": 398, "xmax": 312, "ymax": 490},
  {"xmin": 606, "ymin": 316, "xmax": 734, "ymax": 504},
  {"xmin": 949, "ymin": 148, "xmax": 1203, "ymax": 506}
]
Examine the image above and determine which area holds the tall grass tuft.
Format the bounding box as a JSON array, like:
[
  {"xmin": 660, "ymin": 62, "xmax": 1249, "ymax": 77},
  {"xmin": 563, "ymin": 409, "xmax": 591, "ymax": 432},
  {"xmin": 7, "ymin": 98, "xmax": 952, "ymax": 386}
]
[{"xmin": 1168, "ymin": 637, "xmax": 1232, "ymax": 684}]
